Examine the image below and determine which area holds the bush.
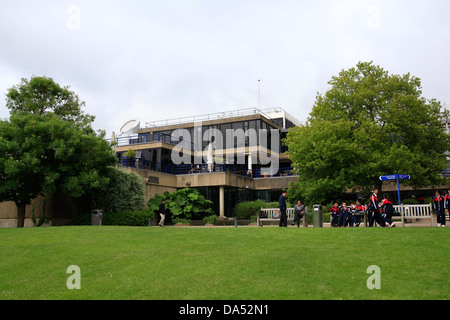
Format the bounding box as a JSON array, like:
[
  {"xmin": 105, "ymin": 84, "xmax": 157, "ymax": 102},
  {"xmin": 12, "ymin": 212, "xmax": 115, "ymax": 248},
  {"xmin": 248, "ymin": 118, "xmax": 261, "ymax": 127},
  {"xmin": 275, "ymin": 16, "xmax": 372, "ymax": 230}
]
[
  {"xmin": 233, "ymin": 199, "xmax": 297, "ymax": 219},
  {"xmin": 233, "ymin": 199, "xmax": 267, "ymax": 219},
  {"xmin": 402, "ymin": 198, "xmax": 419, "ymax": 205},
  {"xmin": 94, "ymin": 167, "xmax": 145, "ymax": 212},
  {"xmin": 173, "ymin": 217, "xmax": 191, "ymax": 225},
  {"xmin": 147, "ymin": 188, "xmax": 214, "ymax": 220},
  {"xmin": 72, "ymin": 210, "xmax": 154, "ymax": 226},
  {"xmin": 203, "ymin": 215, "xmax": 218, "ymax": 224}
]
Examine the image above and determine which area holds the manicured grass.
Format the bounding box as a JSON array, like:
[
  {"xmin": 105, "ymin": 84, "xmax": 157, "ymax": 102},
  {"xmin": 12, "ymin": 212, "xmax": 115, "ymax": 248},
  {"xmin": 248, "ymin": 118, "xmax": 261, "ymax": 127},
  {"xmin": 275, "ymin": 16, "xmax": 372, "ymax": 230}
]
[{"xmin": 0, "ymin": 226, "xmax": 448, "ymax": 300}]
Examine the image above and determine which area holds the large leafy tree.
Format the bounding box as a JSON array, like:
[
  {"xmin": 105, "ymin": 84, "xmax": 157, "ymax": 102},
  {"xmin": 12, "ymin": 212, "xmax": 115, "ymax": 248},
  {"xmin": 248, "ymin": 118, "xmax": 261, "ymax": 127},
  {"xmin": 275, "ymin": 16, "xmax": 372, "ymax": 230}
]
[
  {"xmin": 0, "ymin": 76, "xmax": 117, "ymax": 227},
  {"xmin": 90, "ymin": 167, "xmax": 145, "ymax": 213},
  {"xmin": 6, "ymin": 76, "xmax": 94, "ymax": 129},
  {"xmin": 285, "ymin": 61, "xmax": 449, "ymax": 204}
]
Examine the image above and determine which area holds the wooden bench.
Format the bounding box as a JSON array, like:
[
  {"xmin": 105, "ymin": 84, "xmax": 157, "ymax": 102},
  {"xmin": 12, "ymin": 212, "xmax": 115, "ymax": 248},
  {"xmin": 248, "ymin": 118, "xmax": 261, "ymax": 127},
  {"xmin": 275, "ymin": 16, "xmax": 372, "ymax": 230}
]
[
  {"xmin": 257, "ymin": 207, "xmax": 308, "ymax": 227},
  {"xmin": 392, "ymin": 204, "xmax": 433, "ymax": 227}
]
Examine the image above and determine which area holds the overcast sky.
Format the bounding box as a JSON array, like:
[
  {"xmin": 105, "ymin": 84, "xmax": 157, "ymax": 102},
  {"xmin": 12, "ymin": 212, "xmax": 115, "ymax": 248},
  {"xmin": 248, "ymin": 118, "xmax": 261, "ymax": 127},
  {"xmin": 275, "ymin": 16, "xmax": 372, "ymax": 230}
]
[{"xmin": 1, "ymin": 0, "xmax": 449, "ymax": 136}]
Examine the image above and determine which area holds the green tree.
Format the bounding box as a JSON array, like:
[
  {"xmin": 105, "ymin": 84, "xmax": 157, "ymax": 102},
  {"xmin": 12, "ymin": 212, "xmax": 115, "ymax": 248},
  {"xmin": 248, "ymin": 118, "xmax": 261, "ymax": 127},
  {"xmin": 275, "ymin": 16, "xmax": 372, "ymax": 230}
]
[
  {"xmin": 285, "ymin": 61, "xmax": 449, "ymax": 204},
  {"xmin": 92, "ymin": 167, "xmax": 145, "ymax": 213},
  {"xmin": 6, "ymin": 76, "xmax": 94, "ymax": 130},
  {"xmin": 0, "ymin": 76, "xmax": 117, "ymax": 227}
]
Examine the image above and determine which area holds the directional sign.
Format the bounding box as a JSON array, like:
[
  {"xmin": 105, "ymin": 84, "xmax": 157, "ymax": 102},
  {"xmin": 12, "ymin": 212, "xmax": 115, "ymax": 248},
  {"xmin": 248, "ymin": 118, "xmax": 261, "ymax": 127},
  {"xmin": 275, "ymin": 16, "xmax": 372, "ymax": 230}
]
[
  {"xmin": 379, "ymin": 174, "xmax": 410, "ymax": 181},
  {"xmin": 379, "ymin": 175, "xmax": 397, "ymax": 181},
  {"xmin": 379, "ymin": 174, "xmax": 411, "ymax": 207}
]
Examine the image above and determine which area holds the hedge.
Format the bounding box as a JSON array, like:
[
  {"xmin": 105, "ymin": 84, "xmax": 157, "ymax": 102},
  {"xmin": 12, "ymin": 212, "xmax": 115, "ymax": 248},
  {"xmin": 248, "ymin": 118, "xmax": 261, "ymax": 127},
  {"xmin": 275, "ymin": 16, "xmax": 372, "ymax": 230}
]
[{"xmin": 72, "ymin": 210, "xmax": 154, "ymax": 226}]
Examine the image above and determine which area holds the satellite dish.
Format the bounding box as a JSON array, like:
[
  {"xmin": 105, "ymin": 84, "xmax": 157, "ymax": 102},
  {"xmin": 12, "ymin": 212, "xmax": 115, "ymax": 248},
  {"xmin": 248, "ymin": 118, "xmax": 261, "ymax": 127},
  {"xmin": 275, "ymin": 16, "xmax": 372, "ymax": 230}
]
[{"xmin": 119, "ymin": 120, "xmax": 140, "ymax": 136}]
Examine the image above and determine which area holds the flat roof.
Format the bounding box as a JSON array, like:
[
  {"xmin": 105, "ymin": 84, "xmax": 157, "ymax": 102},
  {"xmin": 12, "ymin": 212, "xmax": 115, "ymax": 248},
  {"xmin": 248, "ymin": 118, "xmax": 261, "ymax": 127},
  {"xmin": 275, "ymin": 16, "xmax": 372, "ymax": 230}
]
[{"xmin": 138, "ymin": 107, "xmax": 295, "ymax": 134}]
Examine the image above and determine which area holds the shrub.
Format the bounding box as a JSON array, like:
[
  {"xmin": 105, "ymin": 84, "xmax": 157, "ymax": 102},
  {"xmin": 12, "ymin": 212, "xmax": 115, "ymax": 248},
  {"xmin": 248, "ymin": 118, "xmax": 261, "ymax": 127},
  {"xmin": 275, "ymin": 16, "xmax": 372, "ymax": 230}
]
[
  {"xmin": 94, "ymin": 167, "xmax": 145, "ymax": 212},
  {"xmin": 147, "ymin": 188, "xmax": 214, "ymax": 220},
  {"xmin": 233, "ymin": 199, "xmax": 296, "ymax": 219},
  {"xmin": 72, "ymin": 210, "xmax": 154, "ymax": 226},
  {"xmin": 203, "ymin": 215, "xmax": 218, "ymax": 224},
  {"xmin": 233, "ymin": 200, "xmax": 267, "ymax": 219},
  {"xmin": 172, "ymin": 218, "xmax": 191, "ymax": 225}
]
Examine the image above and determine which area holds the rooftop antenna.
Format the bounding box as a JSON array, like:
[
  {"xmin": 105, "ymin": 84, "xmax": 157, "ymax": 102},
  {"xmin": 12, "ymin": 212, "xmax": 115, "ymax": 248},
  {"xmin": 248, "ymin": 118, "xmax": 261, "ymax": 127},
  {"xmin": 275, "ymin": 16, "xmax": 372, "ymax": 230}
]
[{"xmin": 258, "ymin": 79, "xmax": 261, "ymax": 110}]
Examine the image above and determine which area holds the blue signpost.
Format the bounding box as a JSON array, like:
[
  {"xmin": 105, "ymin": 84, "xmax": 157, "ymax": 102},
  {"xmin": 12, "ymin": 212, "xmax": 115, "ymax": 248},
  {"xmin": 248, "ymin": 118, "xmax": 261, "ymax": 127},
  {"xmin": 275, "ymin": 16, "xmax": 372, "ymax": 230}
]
[{"xmin": 379, "ymin": 174, "xmax": 411, "ymax": 207}]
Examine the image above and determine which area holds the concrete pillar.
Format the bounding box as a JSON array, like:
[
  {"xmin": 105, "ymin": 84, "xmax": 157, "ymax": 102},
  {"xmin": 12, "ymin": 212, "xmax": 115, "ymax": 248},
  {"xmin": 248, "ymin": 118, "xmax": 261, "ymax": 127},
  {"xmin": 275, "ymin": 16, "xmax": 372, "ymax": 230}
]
[{"xmin": 219, "ymin": 186, "xmax": 225, "ymax": 218}]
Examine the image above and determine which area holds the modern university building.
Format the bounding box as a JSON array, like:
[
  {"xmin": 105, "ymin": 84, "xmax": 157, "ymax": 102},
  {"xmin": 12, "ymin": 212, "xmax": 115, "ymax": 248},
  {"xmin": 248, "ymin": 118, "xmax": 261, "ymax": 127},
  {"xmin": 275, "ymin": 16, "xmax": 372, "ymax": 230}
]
[
  {"xmin": 112, "ymin": 108, "xmax": 450, "ymax": 218},
  {"xmin": 112, "ymin": 107, "xmax": 302, "ymax": 218}
]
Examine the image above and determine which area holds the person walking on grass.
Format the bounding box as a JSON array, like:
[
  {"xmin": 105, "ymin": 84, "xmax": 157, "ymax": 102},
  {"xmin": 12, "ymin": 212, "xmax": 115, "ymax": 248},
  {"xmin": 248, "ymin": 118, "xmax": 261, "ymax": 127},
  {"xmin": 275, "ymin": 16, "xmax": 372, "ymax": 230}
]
[
  {"xmin": 279, "ymin": 192, "xmax": 288, "ymax": 227},
  {"xmin": 159, "ymin": 199, "xmax": 166, "ymax": 227}
]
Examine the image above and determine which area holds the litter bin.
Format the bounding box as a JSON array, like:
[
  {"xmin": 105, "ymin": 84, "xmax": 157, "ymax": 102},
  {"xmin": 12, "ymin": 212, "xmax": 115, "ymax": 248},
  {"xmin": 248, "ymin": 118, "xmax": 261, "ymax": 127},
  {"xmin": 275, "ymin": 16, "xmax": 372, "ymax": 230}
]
[
  {"xmin": 313, "ymin": 205, "xmax": 323, "ymax": 228},
  {"xmin": 91, "ymin": 210, "xmax": 103, "ymax": 226}
]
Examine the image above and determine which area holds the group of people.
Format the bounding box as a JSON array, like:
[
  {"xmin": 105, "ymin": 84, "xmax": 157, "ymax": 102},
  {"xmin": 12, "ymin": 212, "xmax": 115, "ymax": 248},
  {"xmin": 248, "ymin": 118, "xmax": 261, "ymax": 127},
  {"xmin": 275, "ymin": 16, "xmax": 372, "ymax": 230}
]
[
  {"xmin": 330, "ymin": 189, "xmax": 396, "ymax": 228},
  {"xmin": 330, "ymin": 199, "xmax": 366, "ymax": 227},
  {"xmin": 278, "ymin": 189, "xmax": 397, "ymax": 228},
  {"xmin": 277, "ymin": 192, "xmax": 306, "ymax": 227}
]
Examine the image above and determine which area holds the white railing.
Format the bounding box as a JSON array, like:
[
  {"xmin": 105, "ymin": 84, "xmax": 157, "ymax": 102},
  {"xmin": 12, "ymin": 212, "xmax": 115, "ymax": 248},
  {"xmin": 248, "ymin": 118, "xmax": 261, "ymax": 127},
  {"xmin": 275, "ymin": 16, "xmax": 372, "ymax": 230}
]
[{"xmin": 144, "ymin": 107, "xmax": 273, "ymax": 128}]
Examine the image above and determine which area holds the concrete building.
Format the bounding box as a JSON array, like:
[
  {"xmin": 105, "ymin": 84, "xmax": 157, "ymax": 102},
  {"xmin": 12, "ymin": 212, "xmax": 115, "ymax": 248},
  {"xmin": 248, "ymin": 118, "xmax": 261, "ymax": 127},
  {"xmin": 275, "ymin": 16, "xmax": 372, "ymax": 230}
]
[{"xmin": 112, "ymin": 107, "xmax": 301, "ymax": 218}]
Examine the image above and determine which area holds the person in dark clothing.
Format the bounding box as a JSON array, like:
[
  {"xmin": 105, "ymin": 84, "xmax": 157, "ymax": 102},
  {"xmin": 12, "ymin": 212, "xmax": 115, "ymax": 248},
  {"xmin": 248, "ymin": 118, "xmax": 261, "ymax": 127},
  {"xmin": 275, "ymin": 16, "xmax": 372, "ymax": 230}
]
[
  {"xmin": 354, "ymin": 199, "xmax": 365, "ymax": 227},
  {"xmin": 433, "ymin": 190, "xmax": 445, "ymax": 227},
  {"xmin": 339, "ymin": 202, "xmax": 350, "ymax": 227},
  {"xmin": 368, "ymin": 188, "xmax": 384, "ymax": 227},
  {"xmin": 330, "ymin": 202, "xmax": 340, "ymax": 227},
  {"xmin": 380, "ymin": 194, "xmax": 396, "ymax": 227},
  {"xmin": 444, "ymin": 190, "xmax": 450, "ymax": 224},
  {"xmin": 279, "ymin": 192, "xmax": 288, "ymax": 227},
  {"xmin": 158, "ymin": 199, "xmax": 166, "ymax": 227},
  {"xmin": 292, "ymin": 200, "xmax": 305, "ymax": 227}
]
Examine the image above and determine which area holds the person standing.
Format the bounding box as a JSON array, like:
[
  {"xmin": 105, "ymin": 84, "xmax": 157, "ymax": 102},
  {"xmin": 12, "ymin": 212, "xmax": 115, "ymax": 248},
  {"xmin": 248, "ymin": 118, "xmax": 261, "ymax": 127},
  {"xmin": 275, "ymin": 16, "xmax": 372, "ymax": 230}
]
[
  {"xmin": 349, "ymin": 203, "xmax": 356, "ymax": 227},
  {"xmin": 279, "ymin": 192, "xmax": 288, "ymax": 227},
  {"xmin": 158, "ymin": 199, "xmax": 166, "ymax": 227},
  {"xmin": 368, "ymin": 188, "xmax": 384, "ymax": 227},
  {"xmin": 339, "ymin": 203, "xmax": 350, "ymax": 227},
  {"xmin": 433, "ymin": 190, "xmax": 445, "ymax": 227},
  {"xmin": 444, "ymin": 190, "xmax": 450, "ymax": 224},
  {"xmin": 330, "ymin": 202, "xmax": 340, "ymax": 227},
  {"xmin": 292, "ymin": 200, "xmax": 305, "ymax": 227}
]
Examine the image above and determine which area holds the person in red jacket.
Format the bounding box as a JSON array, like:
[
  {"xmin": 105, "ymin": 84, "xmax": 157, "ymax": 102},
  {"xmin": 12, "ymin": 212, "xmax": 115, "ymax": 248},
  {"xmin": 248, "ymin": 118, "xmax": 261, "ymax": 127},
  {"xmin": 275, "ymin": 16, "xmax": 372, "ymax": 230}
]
[
  {"xmin": 380, "ymin": 194, "xmax": 396, "ymax": 227},
  {"xmin": 368, "ymin": 189, "xmax": 384, "ymax": 227},
  {"xmin": 433, "ymin": 190, "xmax": 445, "ymax": 227},
  {"xmin": 354, "ymin": 199, "xmax": 365, "ymax": 227},
  {"xmin": 330, "ymin": 202, "xmax": 340, "ymax": 227},
  {"xmin": 444, "ymin": 190, "xmax": 450, "ymax": 223}
]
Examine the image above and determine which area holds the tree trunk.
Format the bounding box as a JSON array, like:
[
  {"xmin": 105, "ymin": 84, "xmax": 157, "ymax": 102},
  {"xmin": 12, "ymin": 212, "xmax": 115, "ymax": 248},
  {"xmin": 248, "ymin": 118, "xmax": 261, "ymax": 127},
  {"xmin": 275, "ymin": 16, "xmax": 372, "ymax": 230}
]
[{"xmin": 16, "ymin": 202, "xmax": 26, "ymax": 228}]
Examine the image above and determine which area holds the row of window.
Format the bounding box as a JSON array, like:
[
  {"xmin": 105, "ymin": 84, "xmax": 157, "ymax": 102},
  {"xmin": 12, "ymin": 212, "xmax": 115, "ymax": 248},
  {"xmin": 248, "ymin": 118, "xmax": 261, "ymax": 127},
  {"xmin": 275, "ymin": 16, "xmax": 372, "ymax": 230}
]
[{"xmin": 138, "ymin": 119, "xmax": 280, "ymax": 150}]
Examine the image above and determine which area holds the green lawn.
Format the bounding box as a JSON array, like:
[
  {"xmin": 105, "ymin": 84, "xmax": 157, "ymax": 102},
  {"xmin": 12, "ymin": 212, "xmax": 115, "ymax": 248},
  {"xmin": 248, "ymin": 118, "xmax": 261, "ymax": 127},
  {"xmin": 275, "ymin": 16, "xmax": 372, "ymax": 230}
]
[{"xmin": 0, "ymin": 226, "xmax": 448, "ymax": 300}]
